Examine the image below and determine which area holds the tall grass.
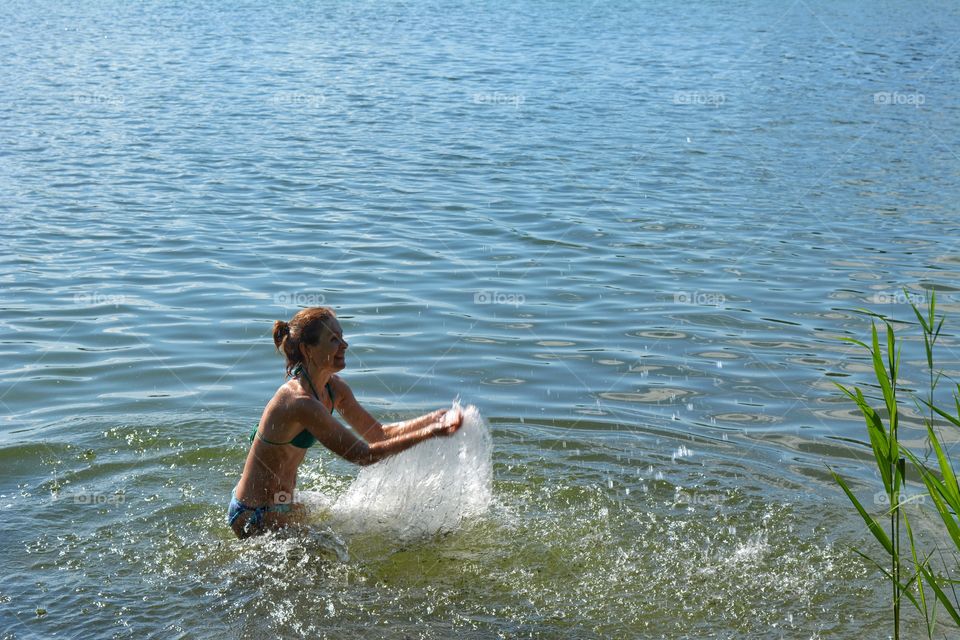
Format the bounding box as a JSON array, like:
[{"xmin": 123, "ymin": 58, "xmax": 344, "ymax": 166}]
[{"xmin": 831, "ymin": 291, "xmax": 959, "ymax": 638}]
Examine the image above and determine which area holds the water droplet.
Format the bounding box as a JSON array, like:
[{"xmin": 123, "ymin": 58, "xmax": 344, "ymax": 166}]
[{"xmin": 671, "ymin": 445, "xmax": 692, "ymax": 462}]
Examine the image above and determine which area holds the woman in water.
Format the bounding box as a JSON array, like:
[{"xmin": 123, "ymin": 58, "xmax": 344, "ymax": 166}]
[{"xmin": 229, "ymin": 306, "xmax": 463, "ymax": 538}]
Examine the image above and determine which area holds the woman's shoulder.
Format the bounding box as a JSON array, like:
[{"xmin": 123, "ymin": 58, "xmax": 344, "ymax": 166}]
[
  {"xmin": 327, "ymin": 375, "xmax": 354, "ymax": 402},
  {"xmin": 263, "ymin": 379, "xmax": 323, "ymax": 429},
  {"xmin": 328, "ymin": 374, "xmax": 350, "ymax": 392},
  {"xmin": 275, "ymin": 377, "xmax": 310, "ymax": 399},
  {"xmin": 267, "ymin": 379, "xmax": 313, "ymax": 414}
]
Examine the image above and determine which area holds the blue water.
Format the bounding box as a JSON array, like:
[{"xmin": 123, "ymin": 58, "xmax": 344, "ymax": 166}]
[{"xmin": 2, "ymin": 1, "xmax": 960, "ymax": 638}]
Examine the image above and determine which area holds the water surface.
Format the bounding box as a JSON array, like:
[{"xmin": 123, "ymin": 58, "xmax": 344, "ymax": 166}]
[{"xmin": 2, "ymin": 0, "xmax": 960, "ymax": 637}]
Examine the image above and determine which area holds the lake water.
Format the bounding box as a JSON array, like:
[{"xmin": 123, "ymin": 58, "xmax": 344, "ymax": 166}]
[{"xmin": 2, "ymin": 0, "xmax": 960, "ymax": 637}]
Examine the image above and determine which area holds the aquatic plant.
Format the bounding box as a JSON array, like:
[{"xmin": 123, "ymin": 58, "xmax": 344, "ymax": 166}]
[{"xmin": 831, "ymin": 291, "xmax": 959, "ymax": 638}]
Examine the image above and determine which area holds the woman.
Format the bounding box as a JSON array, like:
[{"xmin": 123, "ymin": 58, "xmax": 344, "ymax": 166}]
[{"xmin": 229, "ymin": 306, "xmax": 463, "ymax": 538}]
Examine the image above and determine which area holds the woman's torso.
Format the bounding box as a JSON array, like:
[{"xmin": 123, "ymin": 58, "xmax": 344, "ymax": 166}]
[{"xmin": 234, "ymin": 376, "xmax": 337, "ymax": 505}]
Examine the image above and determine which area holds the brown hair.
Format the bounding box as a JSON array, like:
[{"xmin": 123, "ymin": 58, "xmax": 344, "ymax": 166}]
[{"xmin": 273, "ymin": 306, "xmax": 337, "ymax": 376}]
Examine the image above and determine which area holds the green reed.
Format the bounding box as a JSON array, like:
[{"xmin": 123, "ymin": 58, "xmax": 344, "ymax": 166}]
[{"xmin": 831, "ymin": 291, "xmax": 959, "ymax": 638}]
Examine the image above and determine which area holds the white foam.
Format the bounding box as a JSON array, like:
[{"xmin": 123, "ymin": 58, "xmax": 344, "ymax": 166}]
[
  {"xmin": 671, "ymin": 445, "xmax": 692, "ymax": 462},
  {"xmin": 329, "ymin": 402, "xmax": 493, "ymax": 539},
  {"xmin": 727, "ymin": 534, "xmax": 769, "ymax": 565}
]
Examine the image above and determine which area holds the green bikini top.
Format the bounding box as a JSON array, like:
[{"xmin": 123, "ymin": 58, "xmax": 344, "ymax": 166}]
[{"xmin": 250, "ymin": 364, "xmax": 335, "ymax": 449}]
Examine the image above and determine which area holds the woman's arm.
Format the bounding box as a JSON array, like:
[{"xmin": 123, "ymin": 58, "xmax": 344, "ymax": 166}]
[
  {"xmin": 327, "ymin": 378, "xmax": 389, "ymax": 442},
  {"xmin": 364, "ymin": 419, "xmax": 457, "ymax": 465},
  {"xmin": 298, "ymin": 394, "xmax": 463, "ymax": 466},
  {"xmin": 330, "ymin": 377, "xmax": 449, "ymax": 441},
  {"xmin": 382, "ymin": 409, "xmax": 448, "ymax": 437}
]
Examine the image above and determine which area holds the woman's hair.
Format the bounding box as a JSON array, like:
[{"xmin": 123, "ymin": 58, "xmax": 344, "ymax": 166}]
[{"xmin": 273, "ymin": 306, "xmax": 337, "ymax": 376}]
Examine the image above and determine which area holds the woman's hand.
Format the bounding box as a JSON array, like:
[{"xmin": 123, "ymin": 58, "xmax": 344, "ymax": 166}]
[{"xmin": 435, "ymin": 406, "xmax": 463, "ymax": 436}]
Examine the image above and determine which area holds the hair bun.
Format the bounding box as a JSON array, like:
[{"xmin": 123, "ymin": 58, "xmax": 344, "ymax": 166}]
[{"xmin": 272, "ymin": 320, "xmax": 291, "ymax": 350}]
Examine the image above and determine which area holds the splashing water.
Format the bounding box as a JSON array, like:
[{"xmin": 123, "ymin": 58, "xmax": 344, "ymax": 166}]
[{"xmin": 328, "ymin": 403, "xmax": 493, "ymax": 540}]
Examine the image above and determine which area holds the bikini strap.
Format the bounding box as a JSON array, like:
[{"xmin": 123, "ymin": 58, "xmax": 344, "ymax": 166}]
[
  {"xmin": 293, "ymin": 364, "xmax": 335, "ymax": 412},
  {"xmin": 298, "ymin": 366, "xmax": 320, "ymax": 399},
  {"xmin": 296, "ymin": 364, "xmax": 326, "ymax": 403}
]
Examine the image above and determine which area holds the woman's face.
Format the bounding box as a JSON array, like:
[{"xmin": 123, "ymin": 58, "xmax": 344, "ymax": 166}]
[{"xmin": 301, "ymin": 318, "xmax": 348, "ymax": 372}]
